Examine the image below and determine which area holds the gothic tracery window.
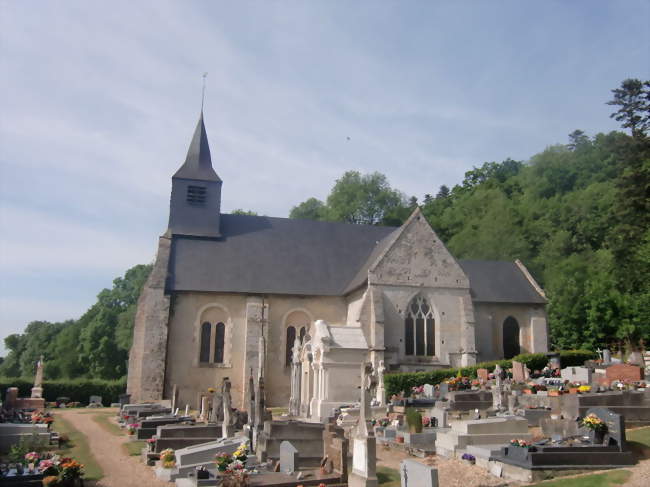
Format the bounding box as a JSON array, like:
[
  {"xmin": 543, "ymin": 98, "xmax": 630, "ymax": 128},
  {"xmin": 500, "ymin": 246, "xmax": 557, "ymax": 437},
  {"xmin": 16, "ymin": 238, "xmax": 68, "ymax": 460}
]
[{"xmin": 404, "ymin": 296, "xmax": 435, "ymax": 357}]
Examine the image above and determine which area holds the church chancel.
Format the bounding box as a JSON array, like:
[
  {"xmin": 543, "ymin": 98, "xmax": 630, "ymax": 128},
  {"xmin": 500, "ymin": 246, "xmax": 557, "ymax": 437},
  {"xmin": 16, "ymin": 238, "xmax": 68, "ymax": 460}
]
[{"xmin": 127, "ymin": 112, "xmax": 549, "ymax": 412}]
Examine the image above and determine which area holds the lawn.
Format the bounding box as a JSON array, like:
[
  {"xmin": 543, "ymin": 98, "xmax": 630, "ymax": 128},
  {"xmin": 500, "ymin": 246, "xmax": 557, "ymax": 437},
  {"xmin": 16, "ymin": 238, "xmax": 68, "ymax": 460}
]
[
  {"xmin": 54, "ymin": 414, "xmax": 104, "ymax": 481},
  {"xmin": 377, "ymin": 466, "xmax": 400, "ymax": 486},
  {"xmin": 530, "ymin": 469, "xmax": 632, "ymax": 487},
  {"xmin": 122, "ymin": 439, "xmax": 146, "ymax": 456},
  {"xmin": 91, "ymin": 412, "xmax": 123, "ymax": 436}
]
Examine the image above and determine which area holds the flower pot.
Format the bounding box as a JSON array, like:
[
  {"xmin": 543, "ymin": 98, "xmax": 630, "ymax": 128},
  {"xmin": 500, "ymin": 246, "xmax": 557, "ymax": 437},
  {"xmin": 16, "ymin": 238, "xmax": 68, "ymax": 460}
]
[
  {"xmin": 589, "ymin": 429, "xmax": 605, "ymax": 445},
  {"xmin": 569, "ymin": 388, "xmax": 579, "ymax": 394},
  {"xmin": 396, "ymin": 436, "xmax": 404, "ymax": 444}
]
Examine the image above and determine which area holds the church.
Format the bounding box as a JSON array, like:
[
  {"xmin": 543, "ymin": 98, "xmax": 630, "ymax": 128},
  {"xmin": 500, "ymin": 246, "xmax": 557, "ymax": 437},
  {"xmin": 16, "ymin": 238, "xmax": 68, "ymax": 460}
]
[{"xmin": 126, "ymin": 113, "xmax": 548, "ymax": 414}]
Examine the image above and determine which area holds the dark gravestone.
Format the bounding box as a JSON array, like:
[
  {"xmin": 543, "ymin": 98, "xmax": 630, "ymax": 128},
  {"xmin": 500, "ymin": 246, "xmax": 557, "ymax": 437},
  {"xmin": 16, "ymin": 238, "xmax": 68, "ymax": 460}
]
[
  {"xmin": 279, "ymin": 440, "xmax": 299, "ymax": 474},
  {"xmin": 586, "ymin": 407, "xmax": 626, "ymax": 451}
]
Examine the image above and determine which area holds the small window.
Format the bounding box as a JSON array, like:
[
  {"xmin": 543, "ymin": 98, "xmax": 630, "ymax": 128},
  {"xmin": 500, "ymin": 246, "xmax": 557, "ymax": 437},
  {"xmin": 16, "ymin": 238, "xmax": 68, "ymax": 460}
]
[
  {"xmin": 187, "ymin": 185, "xmax": 207, "ymax": 206},
  {"xmin": 299, "ymin": 326, "xmax": 306, "ymax": 343},
  {"xmin": 199, "ymin": 322, "xmax": 211, "ymax": 363},
  {"xmin": 286, "ymin": 326, "xmax": 296, "ymax": 366},
  {"xmin": 214, "ymin": 322, "xmax": 225, "ymax": 363}
]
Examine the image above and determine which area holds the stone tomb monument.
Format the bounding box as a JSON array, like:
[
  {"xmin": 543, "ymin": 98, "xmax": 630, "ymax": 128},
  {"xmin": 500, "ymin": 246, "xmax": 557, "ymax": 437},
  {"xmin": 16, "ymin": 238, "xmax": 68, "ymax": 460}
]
[
  {"xmin": 348, "ymin": 362, "xmax": 378, "ymax": 487},
  {"xmin": 400, "ymin": 458, "xmax": 439, "ymax": 487},
  {"xmin": 280, "ymin": 440, "xmax": 299, "ymax": 474}
]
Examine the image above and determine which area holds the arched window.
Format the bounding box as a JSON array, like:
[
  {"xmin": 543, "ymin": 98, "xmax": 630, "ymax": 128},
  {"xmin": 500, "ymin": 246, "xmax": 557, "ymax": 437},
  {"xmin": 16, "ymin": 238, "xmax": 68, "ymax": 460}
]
[
  {"xmin": 199, "ymin": 322, "xmax": 211, "ymax": 363},
  {"xmin": 286, "ymin": 326, "xmax": 296, "ymax": 366},
  {"xmin": 405, "ymin": 296, "xmax": 435, "ymax": 357},
  {"xmin": 503, "ymin": 316, "xmax": 521, "ymax": 359},
  {"xmin": 214, "ymin": 322, "xmax": 225, "ymax": 363},
  {"xmin": 299, "ymin": 326, "xmax": 306, "ymax": 343}
]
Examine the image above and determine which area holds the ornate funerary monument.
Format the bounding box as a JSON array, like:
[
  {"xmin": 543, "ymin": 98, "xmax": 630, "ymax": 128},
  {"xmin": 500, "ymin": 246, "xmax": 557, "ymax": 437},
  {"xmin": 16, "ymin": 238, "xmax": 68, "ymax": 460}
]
[{"xmin": 127, "ymin": 112, "xmax": 549, "ymax": 412}]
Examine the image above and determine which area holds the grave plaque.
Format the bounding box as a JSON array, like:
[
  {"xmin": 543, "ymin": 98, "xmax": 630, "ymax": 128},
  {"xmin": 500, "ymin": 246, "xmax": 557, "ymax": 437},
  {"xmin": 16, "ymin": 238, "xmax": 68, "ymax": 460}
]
[
  {"xmin": 586, "ymin": 407, "xmax": 626, "ymax": 451},
  {"xmin": 476, "ymin": 368, "xmax": 489, "ymax": 383},
  {"xmin": 512, "ymin": 361, "xmax": 526, "ymax": 383},
  {"xmin": 561, "ymin": 366, "xmax": 592, "ymax": 384},
  {"xmin": 423, "ymin": 384, "xmax": 435, "ymax": 398},
  {"xmin": 602, "ymin": 349, "xmax": 612, "ymax": 364},
  {"xmin": 605, "ymin": 364, "xmax": 643, "ymax": 383},
  {"xmin": 399, "ymin": 458, "xmax": 439, "ymax": 487},
  {"xmin": 280, "ymin": 440, "xmax": 299, "ymax": 474},
  {"xmin": 89, "ymin": 395, "xmax": 103, "ymax": 406}
]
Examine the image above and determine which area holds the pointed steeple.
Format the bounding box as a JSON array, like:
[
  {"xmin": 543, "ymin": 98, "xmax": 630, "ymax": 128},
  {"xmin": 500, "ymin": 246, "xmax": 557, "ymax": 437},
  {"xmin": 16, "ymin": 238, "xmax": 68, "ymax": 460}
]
[{"xmin": 173, "ymin": 112, "xmax": 221, "ymax": 182}]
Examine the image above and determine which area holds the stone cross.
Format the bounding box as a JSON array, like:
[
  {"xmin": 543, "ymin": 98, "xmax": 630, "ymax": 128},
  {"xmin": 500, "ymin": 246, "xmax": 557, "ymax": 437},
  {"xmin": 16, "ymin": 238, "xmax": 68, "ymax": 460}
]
[
  {"xmin": 492, "ymin": 364, "xmax": 504, "ymax": 412},
  {"xmin": 375, "ymin": 360, "xmax": 386, "ymax": 406},
  {"xmin": 222, "ymin": 377, "xmax": 233, "ymax": 438},
  {"xmin": 359, "ymin": 362, "xmax": 376, "ymax": 436},
  {"xmin": 31, "ymin": 356, "xmax": 44, "ymax": 399},
  {"xmin": 289, "ymin": 337, "xmax": 302, "ymax": 416}
]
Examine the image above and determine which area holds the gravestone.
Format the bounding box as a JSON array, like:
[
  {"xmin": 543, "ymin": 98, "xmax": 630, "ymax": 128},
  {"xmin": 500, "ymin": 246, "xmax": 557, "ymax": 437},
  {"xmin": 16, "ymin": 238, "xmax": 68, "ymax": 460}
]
[
  {"xmin": 31, "ymin": 356, "xmax": 44, "ymax": 399},
  {"xmin": 423, "ymin": 384, "xmax": 435, "ymax": 398},
  {"xmin": 438, "ymin": 383, "xmax": 449, "ymax": 400},
  {"xmin": 549, "ymin": 353, "xmax": 561, "ymax": 370},
  {"xmin": 89, "ymin": 395, "xmax": 103, "ymax": 406},
  {"xmin": 349, "ymin": 362, "xmax": 378, "ymax": 487},
  {"xmin": 289, "ymin": 338, "xmax": 302, "ymax": 416},
  {"xmin": 199, "ymin": 396, "xmax": 208, "ymax": 421},
  {"xmin": 221, "ymin": 378, "xmax": 233, "ymax": 438},
  {"xmin": 476, "ymin": 368, "xmax": 489, "ymax": 384},
  {"xmin": 5, "ymin": 387, "xmax": 18, "ymax": 410},
  {"xmin": 606, "ymin": 364, "xmax": 643, "ymax": 383},
  {"xmin": 628, "ymin": 351, "xmax": 645, "ymax": 367},
  {"xmin": 118, "ymin": 393, "xmax": 131, "ymax": 408},
  {"xmin": 540, "ymin": 416, "xmax": 578, "ymax": 438},
  {"xmin": 587, "ymin": 407, "xmax": 627, "ymax": 451},
  {"xmin": 171, "ymin": 384, "xmax": 179, "ymax": 413},
  {"xmin": 602, "ymin": 349, "xmax": 612, "ymax": 364},
  {"xmin": 376, "ymin": 360, "xmax": 386, "ymax": 406},
  {"xmin": 280, "ymin": 440, "xmax": 299, "ymax": 474},
  {"xmin": 561, "ymin": 366, "xmax": 592, "ymax": 384},
  {"xmin": 512, "ymin": 361, "xmax": 526, "ymax": 383},
  {"xmin": 399, "ymin": 458, "xmax": 439, "ymax": 487}
]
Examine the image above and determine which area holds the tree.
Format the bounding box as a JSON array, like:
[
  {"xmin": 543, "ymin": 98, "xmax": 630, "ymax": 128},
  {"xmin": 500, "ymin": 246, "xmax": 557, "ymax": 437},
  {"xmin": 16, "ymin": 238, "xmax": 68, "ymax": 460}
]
[
  {"xmin": 607, "ymin": 78, "xmax": 650, "ymax": 138},
  {"xmin": 436, "ymin": 185, "xmax": 450, "ymax": 199},
  {"xmin": 326, "ymin": 171, "xmax": 407, "ymax": 225},
  {"xmin": 231, "ymin": 209, "xmax": 258, "ymax": 216},
  {"xmin": 289, "ymin": 198, "xmax": 327, "ymax": 221},
  {"xmin": 567, "ymin": 130, "xmax": 590, "ymax": 151}
]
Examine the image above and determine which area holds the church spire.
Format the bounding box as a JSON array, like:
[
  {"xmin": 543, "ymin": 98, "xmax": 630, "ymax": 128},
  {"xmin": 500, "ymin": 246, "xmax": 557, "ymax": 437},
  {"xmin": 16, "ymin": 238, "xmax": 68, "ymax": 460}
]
[{"xmin": 173, "ymin": 112, "xmax": 221, "ymax": 182}]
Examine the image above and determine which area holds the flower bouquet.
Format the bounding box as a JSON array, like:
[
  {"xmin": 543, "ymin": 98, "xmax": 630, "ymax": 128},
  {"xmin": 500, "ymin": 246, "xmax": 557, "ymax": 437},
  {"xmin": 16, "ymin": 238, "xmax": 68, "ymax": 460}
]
[
  {"xmin": 421, "ymin": 416, "xmax": 431, "ymax": 428},
  {"xmin": 509, "ymin": 439, "xmax": 531, "ymax": 449},
  {"xmin": 581, "ymin": 414, "xmax": 606, "ymax": 431},
  {"xmin": 127, "ymin": 423, "xmax": 139, "ymax": 435},
  {"xmin": 38, "ymin": 456, "xmax": 84, "ymax": 486},
  {"xmin": 160, "ymin": 448, "xmax": 176, "ymax": 468},
  {"xmin": 461, "ymin": 453, "xmax": 475, "ymax": 464}
]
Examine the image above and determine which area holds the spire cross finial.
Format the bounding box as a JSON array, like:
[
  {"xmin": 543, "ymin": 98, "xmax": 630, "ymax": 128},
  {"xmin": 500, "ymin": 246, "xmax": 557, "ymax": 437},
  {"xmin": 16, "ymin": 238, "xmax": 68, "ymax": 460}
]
[{"xmin": 201, "ymin": 72, "xmax": 208, "ymax": 111}]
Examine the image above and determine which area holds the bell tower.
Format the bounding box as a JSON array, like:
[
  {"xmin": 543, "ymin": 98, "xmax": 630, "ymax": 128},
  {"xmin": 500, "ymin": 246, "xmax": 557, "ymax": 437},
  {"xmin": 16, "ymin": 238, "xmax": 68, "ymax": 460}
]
[{"xmin": 168, "ymin": 112, "xmax": 222, "ymax": 238}]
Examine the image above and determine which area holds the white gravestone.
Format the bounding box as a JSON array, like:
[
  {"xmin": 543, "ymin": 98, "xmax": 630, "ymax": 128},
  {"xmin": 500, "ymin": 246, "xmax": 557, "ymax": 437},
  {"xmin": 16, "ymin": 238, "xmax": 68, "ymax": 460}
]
[{"xmin": 400, "ymin": 458, "xmax": 439, "ymax": 487}]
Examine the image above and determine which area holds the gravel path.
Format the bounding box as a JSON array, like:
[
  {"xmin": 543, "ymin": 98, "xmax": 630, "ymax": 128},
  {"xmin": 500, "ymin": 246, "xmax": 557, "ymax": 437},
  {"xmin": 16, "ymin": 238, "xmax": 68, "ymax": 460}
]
[{"xmin": 56, "ymin": 408, "xmax": 169, "ymax": 487}]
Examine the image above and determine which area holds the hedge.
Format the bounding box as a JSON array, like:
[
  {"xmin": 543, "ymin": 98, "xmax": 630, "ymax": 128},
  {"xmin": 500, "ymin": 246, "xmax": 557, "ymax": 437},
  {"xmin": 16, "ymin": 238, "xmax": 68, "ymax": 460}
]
[
  {"xmin": 384, "ymin": 350, "xmax": 599, "ymax": 398},
  {"xmin": 0, "ymin": 377, "xmax": 127, "ymax": 405}
]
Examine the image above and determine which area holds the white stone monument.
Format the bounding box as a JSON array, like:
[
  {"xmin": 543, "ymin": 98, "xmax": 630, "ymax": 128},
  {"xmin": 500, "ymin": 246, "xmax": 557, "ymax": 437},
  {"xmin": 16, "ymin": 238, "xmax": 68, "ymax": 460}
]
[
  {"xmin": 289, "ymin": 337, "xmax": 302, "ymax": 416},
  {"xmin": 31, "ymin": 355, "xmax": 44, "ymax": 399},
  {"xmin": 349, "ymin": 362, "xmax": 378, "ymax": 487},
  {"xmin": 375, "ymin": 360, "xmax": 386, "ymax": 406},
  {"xmin": 221, "ymin": 378, "xmax": 233, "ymax": 438}
]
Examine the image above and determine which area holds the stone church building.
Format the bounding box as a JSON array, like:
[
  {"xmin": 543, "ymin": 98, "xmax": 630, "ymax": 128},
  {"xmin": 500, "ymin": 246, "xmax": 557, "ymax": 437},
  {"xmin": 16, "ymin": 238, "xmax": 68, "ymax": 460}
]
[{"xmin": 127, "ymin": 113, "xmax": 548, "ymax": 412}]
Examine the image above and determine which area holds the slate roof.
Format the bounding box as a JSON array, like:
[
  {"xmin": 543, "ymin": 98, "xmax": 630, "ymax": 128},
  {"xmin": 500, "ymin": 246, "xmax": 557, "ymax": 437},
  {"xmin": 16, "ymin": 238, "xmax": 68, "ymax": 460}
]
[
  {"xmin": 167, "ymin": 213, "xmax": 546, "ymax": 304},
  {"xmin": 173, "ymin": 112, "xmax": 222, "ymax": 182}
]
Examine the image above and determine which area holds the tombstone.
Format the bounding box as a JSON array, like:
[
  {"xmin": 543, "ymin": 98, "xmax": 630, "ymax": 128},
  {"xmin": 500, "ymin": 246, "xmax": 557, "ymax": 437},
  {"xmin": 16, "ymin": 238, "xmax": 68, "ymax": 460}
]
[
  {"xmin": 438, "ymin": 383, "xmax": 449, "ymax": 400},
  {"xmin": 423, "ymin": 384, "xmax": 435, "ymax": 398},
  {"xmin": 375, "ymin": 360, "xmax": 386, "ymax": 406},
  {"xmin": 549, "ymin": 353, "xmax": 561, "ymax": 370},
  {"xmin": 540, "ymin": 416, "xmax": 578, "ymax": 438},
  {"xmin": 491, "ymin": 364, "xmax": 505, "ymax": 412},
  {"xmin": 5, "ymin": 387, "xmax": 18, "ymax": 410},
  {"xmin": 280, "ymin": 440, "xmax": 299, "ymax": 474},
  {"xmin": 400, "ymin": 458, "xmax": 439, "ymax": 487},
  {"xmin": 31, "ymin": 356, "xmax": 44, "ymax": 399},
  {"xmin": 561, "ymin": 366, "xmax": 592, "ymax": 384},
  {"xmin": 221, "ymin": 378, "xmax": 233, "ymax": 438},
  {"xmin": 89, "ymin": 395, "xmax": 103, "ymax": 406},
  {"xmin": 606, "ymin": 363, "xmax": 644, "ymax": 383},
  {"xmin": 185, "ymin": 404, "xmax": 189, "ymax": 416},
  {"xmin": 199, "ymin": 396, "xmax": 208, "ymax": 422},
  {"xmin": 476, "ymin": 368, "xmax": 489, "ymax": 384},
  {"xmin": 211, "ymin": 387, "xmax": 223, "ymax": 423},
  {"xmin": 628, "ymin": 350, "xmax": 645, "ymax": 367},
  {"xmin": 511, "ymin": 361, "xmax": 526, "ymax": 383},
  {"xmin": 603, "ymin": 349, "xmax": 612, "ymax": 364},
  {"xmin": 289, "ymin": 338, "xmax": 302, "ymax": 416},
  {"xmin": 349, "ymin": 362, "xmax": 378, "ymax": 487}
]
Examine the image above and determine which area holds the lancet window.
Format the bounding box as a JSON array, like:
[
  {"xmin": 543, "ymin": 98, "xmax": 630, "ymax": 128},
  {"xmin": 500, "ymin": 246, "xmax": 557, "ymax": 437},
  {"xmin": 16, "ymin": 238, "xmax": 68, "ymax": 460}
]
[
  {"xmin": 199, "ymin": 321, "xmax": 225, "ymax": 364},
  {"xmin": 404, "ymin": 296, "xmax": 435, "ymax": 357}
]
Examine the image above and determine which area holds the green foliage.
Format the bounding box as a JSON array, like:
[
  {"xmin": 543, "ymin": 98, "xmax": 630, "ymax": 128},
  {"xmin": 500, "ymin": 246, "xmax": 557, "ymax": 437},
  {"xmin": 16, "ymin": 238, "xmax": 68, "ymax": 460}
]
[
  {"xmin": 606, "ymin": 78, "xmax": 650, "ymax": 138},
  {"xmin": 511, "ymin": 353, "xmax": 548, "ymax": 371},
  {"xmin": 0, "ymin": 264, "xmax": 152, "ymax": 380},
  {"xmin": 230, "ymin": 209, "xmax": 259, "ymax": 215},
  {"xmin": 405, "ymin": 408, "xmax": 422, "ymax": 433},
  {"xmin": 0, "ymin": 377, "xmax": 126, "ymax": 404},
  {"xmin": 290, "ymin": 171, "xmax": 412, "ymax": 225},
  {"xmin": 6, "ymin": 432, "xmax": 48, "ymax": 457},
  {"xmin": 559, "ymin": 349, "xmax": 599, "ymax": 367}
]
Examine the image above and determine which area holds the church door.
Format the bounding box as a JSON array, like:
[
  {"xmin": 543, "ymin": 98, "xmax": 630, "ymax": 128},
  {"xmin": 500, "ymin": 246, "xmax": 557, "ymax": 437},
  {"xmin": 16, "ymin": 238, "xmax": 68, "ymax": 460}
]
[{"xmin": 503, "ymin": 316, "xmax": 520, "ymax": 359}]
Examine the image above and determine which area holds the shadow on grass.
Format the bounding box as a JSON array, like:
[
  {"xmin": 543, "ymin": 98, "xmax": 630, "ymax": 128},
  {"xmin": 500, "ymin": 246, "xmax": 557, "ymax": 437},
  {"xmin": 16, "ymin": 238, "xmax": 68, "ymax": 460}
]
[
  {"xmin": 530, "ymin": 469, "xmax": 632, "ymax": 487},
  {"xmin": 377, "ymin": 466, "xmax": 400, "ymax": 487}
]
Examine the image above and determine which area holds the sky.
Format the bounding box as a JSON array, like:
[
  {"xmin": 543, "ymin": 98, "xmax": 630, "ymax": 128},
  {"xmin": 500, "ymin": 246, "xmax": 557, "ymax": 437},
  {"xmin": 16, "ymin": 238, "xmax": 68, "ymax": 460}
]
[{"xmin": 0, "ymin": 0, "xmax": 649, "ymax": 355}]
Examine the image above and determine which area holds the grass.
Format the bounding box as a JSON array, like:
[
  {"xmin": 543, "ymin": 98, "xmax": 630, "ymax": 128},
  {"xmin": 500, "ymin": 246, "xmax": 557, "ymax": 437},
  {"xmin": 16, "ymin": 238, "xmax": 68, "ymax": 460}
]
[
  {"xmin": 530, "ymin": 469, "xmax": 632, "ymax": 487},
  {"xmin": 377, "ymin": 466, "xmax": 400, "ymax": 486},
  {"xmin": 122, "ymin": 440, "xmax": 146, "ymax": 456},
  {"xmin": 91, "ymin": 412, "xmax": 123, "ymax": 436},
  {"xmin": 54, "ymin": 414, "xmax": 104, "ymax": 481}
]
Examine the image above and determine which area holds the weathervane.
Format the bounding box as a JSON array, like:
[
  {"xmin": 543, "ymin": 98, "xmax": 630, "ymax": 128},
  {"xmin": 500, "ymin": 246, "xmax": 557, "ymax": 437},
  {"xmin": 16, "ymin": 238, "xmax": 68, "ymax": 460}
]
[{"xmin": 201, "ymin": 72, "xmax": 208, "ymax": 111}]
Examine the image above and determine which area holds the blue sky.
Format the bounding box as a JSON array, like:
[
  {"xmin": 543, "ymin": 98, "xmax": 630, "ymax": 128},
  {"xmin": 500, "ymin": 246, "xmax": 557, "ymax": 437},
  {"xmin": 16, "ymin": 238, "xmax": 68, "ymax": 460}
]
[{"xmin": 0, "ymin": 0, "xmax": 648, "ymax": 354}]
